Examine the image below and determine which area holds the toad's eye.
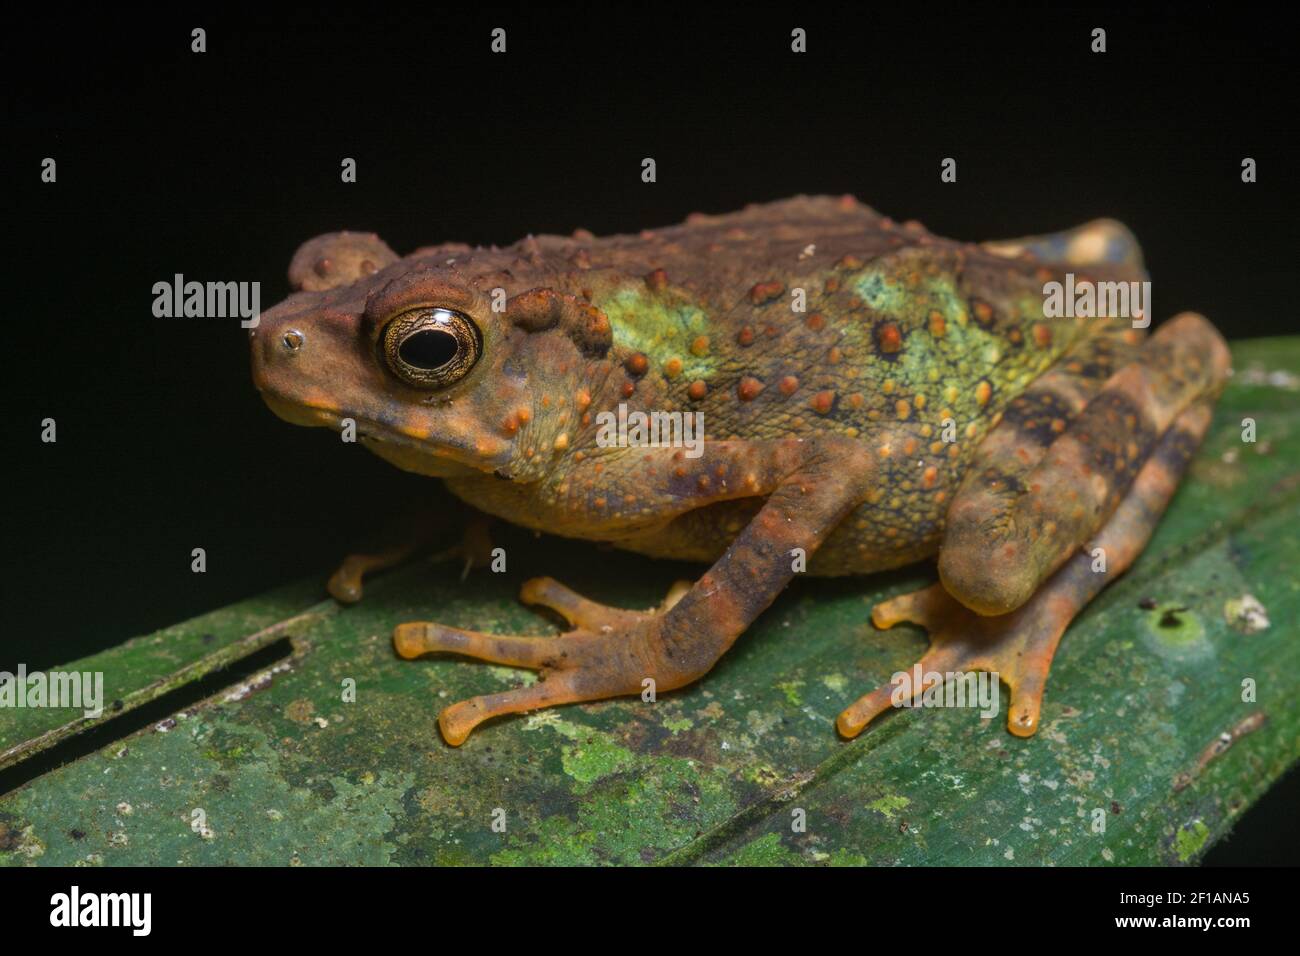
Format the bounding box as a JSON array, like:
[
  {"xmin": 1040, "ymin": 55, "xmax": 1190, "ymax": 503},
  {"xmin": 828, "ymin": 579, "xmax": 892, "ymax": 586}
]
[{"xmin": 381, "ymin": 307, "xmax": 482, "ymax": 389}]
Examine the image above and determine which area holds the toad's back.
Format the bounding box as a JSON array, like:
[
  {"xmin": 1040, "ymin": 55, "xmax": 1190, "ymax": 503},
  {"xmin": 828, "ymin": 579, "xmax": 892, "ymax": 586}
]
[{"xmin": 509, "ymin": 195, "xmax": 1146, "ymax": 572}]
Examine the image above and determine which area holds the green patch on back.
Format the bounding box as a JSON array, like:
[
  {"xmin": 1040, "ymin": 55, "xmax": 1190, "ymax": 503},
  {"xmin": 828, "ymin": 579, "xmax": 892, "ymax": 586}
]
[
  {"xmin": 599, "ymin": 287, "xmax": 716, "ymax": 380},
  {"xmin": 851, "ymin": 266, "xmax": 1058, "ymax": 422}
]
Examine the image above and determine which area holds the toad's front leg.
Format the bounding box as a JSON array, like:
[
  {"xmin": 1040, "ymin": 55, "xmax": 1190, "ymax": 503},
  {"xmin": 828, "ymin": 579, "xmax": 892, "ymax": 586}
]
[
  {"xmin": 394, "ymin": 438, "xmax": 875, "ymax": 745},
  {"xmin": 327, "ymin": 503, "xmax": 493, "ymax": 604}
]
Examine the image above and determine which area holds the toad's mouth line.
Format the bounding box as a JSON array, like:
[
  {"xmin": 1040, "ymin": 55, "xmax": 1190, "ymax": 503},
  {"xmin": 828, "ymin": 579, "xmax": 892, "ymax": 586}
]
[{"xmin": 259, "ymin": 393, "xmax": 502, "ymax": 475}]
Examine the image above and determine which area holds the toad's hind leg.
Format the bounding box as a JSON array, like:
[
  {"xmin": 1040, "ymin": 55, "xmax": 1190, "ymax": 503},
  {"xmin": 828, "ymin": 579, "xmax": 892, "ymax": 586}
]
[
  {"xmin": 940, "ymin": 312, "xmax": 1229, "ymax": 616},
  {"xmin": 839, "ymin": 397, "xmax": 1214, "ymax": 739}
]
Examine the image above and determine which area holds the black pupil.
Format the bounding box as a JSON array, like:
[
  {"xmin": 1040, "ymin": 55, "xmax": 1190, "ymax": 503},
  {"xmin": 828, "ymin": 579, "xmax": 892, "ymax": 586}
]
[{"xmin": 399, "ymin": 329, "xmax": 458, "ymax": 370}]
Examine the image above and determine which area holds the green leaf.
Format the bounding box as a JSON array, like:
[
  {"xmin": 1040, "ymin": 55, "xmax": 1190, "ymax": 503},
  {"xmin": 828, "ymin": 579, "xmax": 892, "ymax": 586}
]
[{"xmin": 2, "ymin": 338, "xmax": 1298, "ymax": 866}]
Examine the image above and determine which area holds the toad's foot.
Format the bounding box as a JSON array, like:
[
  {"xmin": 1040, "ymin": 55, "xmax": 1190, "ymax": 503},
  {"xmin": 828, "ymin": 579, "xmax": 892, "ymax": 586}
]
[
  {"xmin": 394, "ymin": 577, "xmax": 691, "ymax": 745},
  {"xmin": 837, "ymin": 582, "xmax": 1066, "ymax": 738},
  {"xmin": 518, "ymin": 576, "xmax": 691, "ymax": 630}
]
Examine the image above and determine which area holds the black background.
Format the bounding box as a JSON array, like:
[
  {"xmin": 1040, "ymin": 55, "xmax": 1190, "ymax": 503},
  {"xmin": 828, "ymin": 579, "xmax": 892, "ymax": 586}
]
[{"xmin": 4, "ymin": 4, "xmax": 1297, "ymax": 864}]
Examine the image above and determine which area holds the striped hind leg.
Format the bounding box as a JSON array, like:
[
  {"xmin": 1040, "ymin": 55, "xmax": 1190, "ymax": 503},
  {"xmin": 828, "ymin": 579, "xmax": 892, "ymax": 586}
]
[
  {"xmin": 941, "ymin": 320, "xmax": 1144, "ymax": 557},
  {"xmin": 838, "ymin": 398, "xmax": 1216, "ymax": 738},
  {"xmin": 939, "ymin": 312, "xmax": 1229, "ymax": 616}
]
